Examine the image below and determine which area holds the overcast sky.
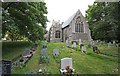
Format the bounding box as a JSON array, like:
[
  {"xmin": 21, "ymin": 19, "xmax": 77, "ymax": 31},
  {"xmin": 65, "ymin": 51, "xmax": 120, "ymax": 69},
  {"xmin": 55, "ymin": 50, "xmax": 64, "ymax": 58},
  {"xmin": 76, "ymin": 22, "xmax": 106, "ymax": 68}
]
[{"xmin": 44, "ymin": 0, "xmax": 95, "ymax": 30}]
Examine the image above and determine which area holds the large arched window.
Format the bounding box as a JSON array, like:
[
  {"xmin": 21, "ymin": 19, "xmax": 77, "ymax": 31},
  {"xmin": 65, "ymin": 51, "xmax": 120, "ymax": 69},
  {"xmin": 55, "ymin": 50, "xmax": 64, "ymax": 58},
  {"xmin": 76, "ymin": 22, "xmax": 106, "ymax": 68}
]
[
  {"xmin": 55, "ymin": 30, "xmax": 60, "ymax": 38},
  {"xmin": 75, "ymin": 16, "xmax": 84, "ymax": 33}
]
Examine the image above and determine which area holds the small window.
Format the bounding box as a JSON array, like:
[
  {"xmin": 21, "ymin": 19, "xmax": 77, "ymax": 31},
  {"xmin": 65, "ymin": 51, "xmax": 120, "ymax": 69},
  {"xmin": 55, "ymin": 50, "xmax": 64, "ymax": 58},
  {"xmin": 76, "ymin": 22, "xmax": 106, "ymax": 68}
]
[{"xmin": 55, "ymin": 30, "xmax": 60, "ymax": 38}]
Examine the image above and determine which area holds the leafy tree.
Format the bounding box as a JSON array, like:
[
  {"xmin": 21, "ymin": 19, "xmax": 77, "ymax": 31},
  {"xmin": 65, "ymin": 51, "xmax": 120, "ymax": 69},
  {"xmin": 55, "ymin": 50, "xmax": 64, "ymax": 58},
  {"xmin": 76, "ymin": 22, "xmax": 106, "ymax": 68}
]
[
  {"xmin": 2, "ymin": 2, "xmax": 48, "ymax": 42},
  {"xmin": 86, "ymin": 2, "xmax": 120, "ymax": 42}
]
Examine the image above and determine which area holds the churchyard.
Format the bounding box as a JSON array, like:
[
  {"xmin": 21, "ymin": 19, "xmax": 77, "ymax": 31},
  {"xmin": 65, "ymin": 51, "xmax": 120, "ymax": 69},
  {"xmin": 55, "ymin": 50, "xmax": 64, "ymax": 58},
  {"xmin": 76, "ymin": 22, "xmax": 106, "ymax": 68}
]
[{"xmin": 2, "ymin": 41, "xmax": 119, "ymax": 74}]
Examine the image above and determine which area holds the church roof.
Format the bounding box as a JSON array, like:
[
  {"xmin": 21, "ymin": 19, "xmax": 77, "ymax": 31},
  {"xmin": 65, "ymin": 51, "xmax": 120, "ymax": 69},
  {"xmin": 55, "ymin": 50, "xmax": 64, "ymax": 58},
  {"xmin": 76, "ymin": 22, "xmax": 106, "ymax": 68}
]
[{"xmin": 62, "ymin": 12, "xmax": 76, "ymax": 28}]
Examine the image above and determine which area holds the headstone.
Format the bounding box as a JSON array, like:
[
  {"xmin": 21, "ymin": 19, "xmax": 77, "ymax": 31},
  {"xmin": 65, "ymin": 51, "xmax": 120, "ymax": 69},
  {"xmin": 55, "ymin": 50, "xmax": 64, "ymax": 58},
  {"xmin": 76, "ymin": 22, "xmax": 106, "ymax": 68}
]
[
  {"xmin": 88, "ymin": 44, "xmax": 92, "ymax": 48},
  {"xmin": 81, "ymin": 46, "xmax": 86, "ymax": 53},
  {"xmin": 1, "ymin": 60, "xmax": 12, "ymax": 74},
  {"xmin": 79, "ymin": 39, "xmax": 82, "ymax": 45},
  {"xmin": 53, "ymin": 48, "xmax": 59, "ymax": 56},
  {"xmin": 108, "ymin": 42, "xmax": 112, "ymax": 47},
  {"xmin": 61, "ymin": 58, "xmax": 72, "ymax": 70},
  {"xmin": 66, "ymin": 39, "xmax": 69, "ymax": 47},
  {"xmin": 23, "ymin": 48, "xmax": 31, "ymax": 58},
  {"xmin": 80, "ymin": 44, "xmax": 84, "ymax": 49},
  {"xmin": 41, "ymin": 48, "xmax": 47, "ymax": 57},
  {"xmin": 72, "ymin": 42, "xmax": 76, "ymax": 48}
]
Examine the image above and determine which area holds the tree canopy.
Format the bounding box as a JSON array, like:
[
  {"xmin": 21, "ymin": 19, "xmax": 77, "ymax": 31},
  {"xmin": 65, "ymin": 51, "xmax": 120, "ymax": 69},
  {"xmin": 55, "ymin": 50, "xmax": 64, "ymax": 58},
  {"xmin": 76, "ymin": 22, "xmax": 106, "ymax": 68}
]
[
  {"xmin": 2, "ymin": 2, "xmax": 48, "ymax": 42},
  {"xmin": 86, "ymin": 2, "xmax": 120, "ymax": 42}
]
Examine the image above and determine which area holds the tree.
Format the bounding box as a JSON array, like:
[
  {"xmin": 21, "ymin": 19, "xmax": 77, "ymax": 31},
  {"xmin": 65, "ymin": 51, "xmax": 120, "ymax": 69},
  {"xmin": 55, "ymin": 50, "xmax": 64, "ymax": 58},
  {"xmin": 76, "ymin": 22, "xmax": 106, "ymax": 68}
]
[
  {"xmin": 86, "ymin": 2, "xmax": 120, "ymax": 42},
  {"xmin": 2, "ymin": 2, "xmax": 48, "ymax": 42}
]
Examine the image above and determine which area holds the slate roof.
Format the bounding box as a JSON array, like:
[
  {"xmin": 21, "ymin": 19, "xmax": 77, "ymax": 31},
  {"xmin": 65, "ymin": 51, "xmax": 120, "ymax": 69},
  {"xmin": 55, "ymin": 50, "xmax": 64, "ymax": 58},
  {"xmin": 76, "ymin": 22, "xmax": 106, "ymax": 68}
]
[{"xmin": 62, "ymin": 13, "xmax": 76, "ymax": 28}]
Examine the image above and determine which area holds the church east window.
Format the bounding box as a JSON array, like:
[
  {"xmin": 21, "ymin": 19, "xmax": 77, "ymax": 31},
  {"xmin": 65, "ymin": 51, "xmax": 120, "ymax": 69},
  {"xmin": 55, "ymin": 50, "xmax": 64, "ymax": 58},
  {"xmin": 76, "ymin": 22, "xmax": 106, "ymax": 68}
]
[
  {"xmin": 75, "ymin": 16, "xmax": 84, "ymax": 33},
  {"xmin": 55, "ymin": 30, "xmax": 60, "ymax": 38}
]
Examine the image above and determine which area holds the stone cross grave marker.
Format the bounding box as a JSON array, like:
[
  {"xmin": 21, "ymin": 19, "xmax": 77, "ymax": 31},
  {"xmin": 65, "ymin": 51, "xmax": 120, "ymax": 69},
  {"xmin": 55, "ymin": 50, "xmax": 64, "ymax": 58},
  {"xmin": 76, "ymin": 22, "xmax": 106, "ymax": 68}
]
[{"xmin": 53, "ymin": 48, "xmax": 59, "ymax": 56}]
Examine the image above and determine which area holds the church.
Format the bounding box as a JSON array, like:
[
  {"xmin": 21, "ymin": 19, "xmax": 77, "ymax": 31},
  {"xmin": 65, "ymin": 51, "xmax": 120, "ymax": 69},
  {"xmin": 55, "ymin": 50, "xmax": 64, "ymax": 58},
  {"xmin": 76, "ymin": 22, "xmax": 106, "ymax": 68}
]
[{"xmin": 48, "ymin": 9, "xmax": 92, "ymax": 42}]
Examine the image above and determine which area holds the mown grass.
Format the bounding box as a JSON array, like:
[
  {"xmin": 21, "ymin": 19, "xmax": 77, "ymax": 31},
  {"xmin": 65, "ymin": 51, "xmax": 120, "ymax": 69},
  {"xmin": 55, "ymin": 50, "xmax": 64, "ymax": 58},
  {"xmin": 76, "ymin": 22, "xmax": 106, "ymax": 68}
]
[
  {"xmin": 3, "ymin": 41, "xmax": 118, "ymax": 74},
  {"xmin": 2, "ymin": 41, "xmax": 33, "ymax": 60}
]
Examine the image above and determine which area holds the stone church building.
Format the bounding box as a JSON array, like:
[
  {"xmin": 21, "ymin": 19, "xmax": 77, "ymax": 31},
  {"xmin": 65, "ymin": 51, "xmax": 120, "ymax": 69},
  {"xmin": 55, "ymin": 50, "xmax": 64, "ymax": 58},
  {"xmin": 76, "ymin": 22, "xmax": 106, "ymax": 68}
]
[{"xmin": 48, "ymin": 10, "xmax": 91, "ymax": 42}]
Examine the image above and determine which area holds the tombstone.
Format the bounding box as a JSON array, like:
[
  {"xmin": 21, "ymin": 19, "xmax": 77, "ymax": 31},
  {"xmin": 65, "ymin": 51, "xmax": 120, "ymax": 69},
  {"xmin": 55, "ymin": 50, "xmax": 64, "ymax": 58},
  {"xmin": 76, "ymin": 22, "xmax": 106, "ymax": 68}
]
[
  {"xmin": 79, "ymin": 39, "xmax": 82, "ymax": 45},
  {"xmin": 41, "ymin": 48, "xmax": 47, "ymax": 57},
  {"xmin": 66, "ymin": 39, "xmax": 69, "ymax": 47},
  {"xmin": 80, "ymin": 44, "xmax": 84, "ymax": 49},
  {"xmin": 23, "ymin": 48, "xmax": 32, "ymax": 58},
  {"xmin": 60, "ymin": 58, "xmax": 74, "ymax": 73},
  {"xmin": 1, "ymin": 60, "xmax": 12, "ymax": 74},
  {"xmin": 108, "ymin": 42, "xmax": 112, "ymax": 47},
  {"xmin": 72, "ymin": 42, "xmax": 76, "ymax": 48},
  {"xmin": 53, "ymin": 48, "xmax": 59, "ymax": 56},
  {"xmin": 88, "ymin": 44, "xmax": 92, "ymax": 48},
  {"xmin": 81, "ymin": 46, "xmax": 86, "ymax": 53}
]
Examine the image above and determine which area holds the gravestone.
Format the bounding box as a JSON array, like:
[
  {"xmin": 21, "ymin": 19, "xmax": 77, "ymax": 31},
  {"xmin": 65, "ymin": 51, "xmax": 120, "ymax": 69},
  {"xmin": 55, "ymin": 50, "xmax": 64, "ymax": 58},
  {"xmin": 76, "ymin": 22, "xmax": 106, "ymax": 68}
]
[
  {"xmin": 60, "ymin": 58, "xmax": 74, "ymax": 73},
  {"xmin": 23, "ymin": 48, "xmax": 32, "ymax": 58},
  {"xmin": 66, "ymin": 39, "xmax": 69, "ymax": 47},
  {"xmin": 1, "ymin": 60, "xmax": 12, "ymax": 74},
  {"xmin": 61, "ymin": 58, "xmax": 72, "ymax": 70},
  {"xmin": 72, "ymin": 42, "xmax": 76, "ymax": 48},
  {"xmin": 81, "ymin": 46, "xmax": 86, "ymax": 53},
  {"xmin": 41, "ymin": 48, "xmax": 47, "ymax": 57},
  {"xmin": 80, "ymin": 44, "xmax": 84, "ymax": 49},
  {"xmin": 108, "ymin": 42, "xmax": 112, "ymax": 48},
  {"xmin": 88, "ymin": 44, "xmax": 92, "ymax": 48},
  {"xmin": 53, "ymin": 48, "xmax": 59, "ymax": 56},
  {"xmin": 79, "ymin": 39, "xmax": 82, "ymax": 45}
]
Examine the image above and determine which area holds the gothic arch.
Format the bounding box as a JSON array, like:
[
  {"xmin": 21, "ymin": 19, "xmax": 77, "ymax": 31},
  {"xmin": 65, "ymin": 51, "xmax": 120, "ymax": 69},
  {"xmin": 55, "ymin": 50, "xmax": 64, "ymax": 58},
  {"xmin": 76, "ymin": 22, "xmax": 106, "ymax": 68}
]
[
  {"xmin": 55, "ymin": 30, "xmax": 61, "ymax": 38},
  {"xmin": 75, "ymin": 16, "xmax": 84, "ymax": 33}
]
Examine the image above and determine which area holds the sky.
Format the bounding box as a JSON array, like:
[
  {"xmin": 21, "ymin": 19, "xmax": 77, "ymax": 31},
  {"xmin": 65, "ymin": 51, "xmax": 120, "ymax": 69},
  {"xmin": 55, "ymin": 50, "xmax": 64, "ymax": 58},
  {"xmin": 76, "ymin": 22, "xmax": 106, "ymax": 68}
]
[{"xmin": 44, "ymin": 0, "xmax": 95, "ymax": 31}]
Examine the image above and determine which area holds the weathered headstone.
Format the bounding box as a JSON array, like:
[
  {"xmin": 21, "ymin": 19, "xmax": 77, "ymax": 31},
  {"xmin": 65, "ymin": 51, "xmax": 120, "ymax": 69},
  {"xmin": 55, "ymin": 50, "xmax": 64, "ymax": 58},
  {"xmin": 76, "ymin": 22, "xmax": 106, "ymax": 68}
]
[
  {"xmin": 66, "ymin": 39, "xmax": 69, "ymax": 47},
  {"xmin": 53, "ymin": 48, "xmax": 59, "ymax": 56},
  {"xmin": 1, "ymin": 60, "xmax": 12, "ymax": 74},
  {"xmin": 23, "ymin": 48, "xmax": 32, "ymax": 58},
  {"xmin": 108, "ymin": 42, "xmax": 112, "ymax": 48},
  {"xmin": 79, "ymin": 39, "xmax": 82, "ymax": 45},
  {"xmin": 72, "ymin": 42, "xmax": 76, "ymax": 48},
  {"xmin": 88, "ymin": 44, "xmax": 92, "ymax": 48},
  {"xmin": 41, "ymin": 48, "xmax": 47, "ymax": 57},
  {"xmin": 81, "ymin": 46, "xmax": 86, "ymax": 53},
  {"xmin": 80, "ymin": 44, "xmax": 84, "ymax": 49}
]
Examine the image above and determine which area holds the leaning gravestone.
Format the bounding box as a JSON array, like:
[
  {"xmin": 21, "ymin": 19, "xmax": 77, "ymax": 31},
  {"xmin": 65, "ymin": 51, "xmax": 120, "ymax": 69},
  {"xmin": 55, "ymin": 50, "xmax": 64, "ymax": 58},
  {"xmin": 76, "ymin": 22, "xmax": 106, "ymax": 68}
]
[{"xmin": 53, "ymin": 48, "xmax": 59, "ymax": 56}]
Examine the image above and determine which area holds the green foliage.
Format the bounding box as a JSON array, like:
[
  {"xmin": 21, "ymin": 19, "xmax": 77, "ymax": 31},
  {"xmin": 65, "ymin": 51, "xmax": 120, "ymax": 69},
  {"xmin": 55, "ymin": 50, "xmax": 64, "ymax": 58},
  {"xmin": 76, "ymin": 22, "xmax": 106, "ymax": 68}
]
[
  {"xmin": 2, "ymin": 41, "xmax": 32, "ymax": 60},
  {"xmin": 2, "ymin": 2, "xmax": 48, "ymax": 42},
  {"xmin": 86, "ymin": 2, "xmax": 120, "ymax": 42}
]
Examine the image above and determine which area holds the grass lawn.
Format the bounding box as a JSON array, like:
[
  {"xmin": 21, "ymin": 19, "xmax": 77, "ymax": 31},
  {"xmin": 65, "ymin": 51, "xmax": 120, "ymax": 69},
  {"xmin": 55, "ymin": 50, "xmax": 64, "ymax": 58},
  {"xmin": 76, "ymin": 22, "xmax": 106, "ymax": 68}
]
[{"xmin": 11, "ymin": 42, "xmax": 118, "ymax": 74}]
